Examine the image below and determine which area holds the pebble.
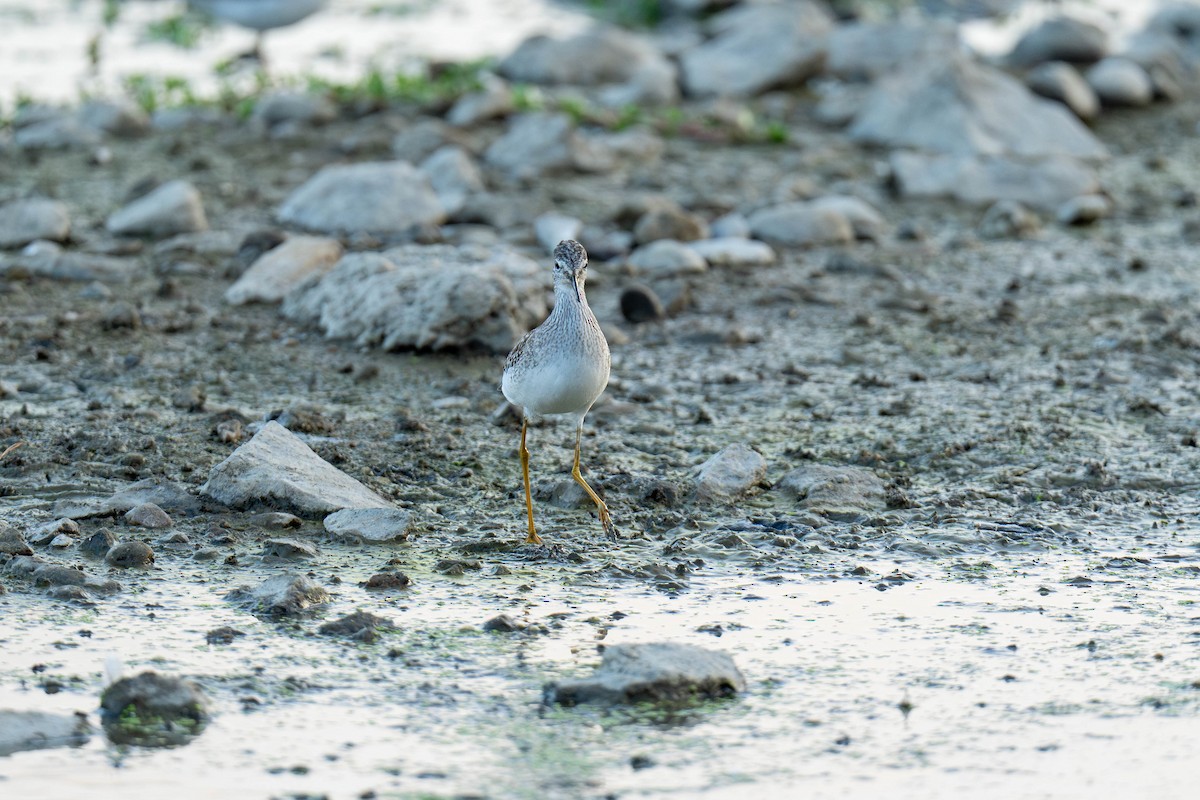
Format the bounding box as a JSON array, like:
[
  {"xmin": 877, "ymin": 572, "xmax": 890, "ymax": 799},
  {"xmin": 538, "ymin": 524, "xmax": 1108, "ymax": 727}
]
[
  {"xmin": 105, "ymin": 541, "xmax": 155, "ymax": 568},
  {"xmin": 628, "ymin": 239, "xmax": 708, "ymax": 277},
  {"xmin": 77, "ymin": 99, "xmax": 151, "ymax": 138},
  {"xmin": 248, "ymin": 511, "xmax": 303, "ymax": 530},
  {"xmin": 483, "ymin": 613, "xmax": 524, "ymax": 632},
  {"xmin": 633, "ymin": 205, "xmax": 708, "ymax": 244},
  {"xmin": 225, "ymin": 572, "xmax": 330, "ymax": 615},
  {"xmin": 205, "ymin": 626, "xmax": 244, "ymax": 645},
  {"xmin": 277, "ymin": 161, "xmax": 446, "ymax": 235},
  {"xmin": 620, "ymin": 284, "xmax": 667, "ymax": 325},
  {"xmin": 262, "ymin": 538, "xmax": 319, "ymax": 560},
  {"xmin": 827, "ymin": 19, "xmax": 959, "ymax": 81},
  {"xmin": 107, "ymin": 180, "xmax": 208, "ymax": 238},
  {"xmin": 224, "ymin": 235, "xmax": 343, "ymax": 305},
  {"xmin": 1026, "ymin": 61, "xmax": 1100, "ymax": 120},
  {"xmin": 49, "ymin": 534, "xmax": 75, "ymax": 548},
  {"xmin": 694, "ymin": 443, "xmax": 767, "ymax": 501},
  {"xmin": 979, "ymin": 200, "xmax": 1041, "ymax": 239},
  {"xmin": 1006, "ymin": 16, "xmax": 1109, "ymax": 68},
  {"xmin": 709, "ymin": 212, "xmax": 750, "ymax": 239},
  {"xmin": 748, "ymin": 202, "xmax": 854, "ymax": 247},
  {"xmin": 364, "ymin": 571, "xmax": 411, "ymax": 589},
  {"xmin": 250, "ymin": 91, "xmax": 337, "ymax": 132},
  {"xmin": 391, "ymin": 119, "xmax": 449, "ymax": 163},
  {"xmin": 1057, "ymin": 194, "xmax": 1112, "ymax": 226},
  {"xmin": 499, "ymin": 26, "xmax": 667, "ymax": 86},
  {"xmin": 775, "ymin": 464, "xmax": 887, "ymax": 518},
  {"xmin": 124, "ymin": 502, "xmax": 173, "ymax": 529},
  {"xmin": 1086, "ymin": 57, "xmax": 1154, "ymax": 107},
  {"xmin": 685, "ymin": 237, "xmax": 776, "ymax": 268},
  {"xmin": 0, "ymin": 198, "xmax": 71, "ymax": 249},
  {"xmin": 318, "ymin": 610, "xmax": 394, "ymax": 643},
  {"xmin": 545, "ymin": 642, "xmax": 746, "ymax": 705}
]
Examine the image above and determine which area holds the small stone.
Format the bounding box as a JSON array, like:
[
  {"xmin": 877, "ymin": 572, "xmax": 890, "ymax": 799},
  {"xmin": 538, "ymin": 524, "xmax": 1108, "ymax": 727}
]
[
  {"xmin": 100, "ymin": 302, "xmax": 141, "ymax": 330},
  {"xmin": 1007, "ymin": 16, "xmax": 1108, "ymax": 68},
  {"xmin": 105, "ymin": 541, "xmax": 155, "ymax": 568},
  {"xmin": 545, "ymin": 642, "xmax": 746, "ymax": 705},
  {"xmin": 224, "ymin": 235, "xmax": 343, "ymax": 305},
  {"xmin": 1086, "ymin": 57, "xmax": 1154, "ymax": 107},
  {"xmin": 318, "ymin": 610, "xmax": 394, "ymax": 643},
  {"xmin": 225, "ymin": 572, "xmax": 331, "ymax": 615},
  {"xmin": 106, "ymin": 180, "xmax": 207, "ymax": 238},
  {"xmin": 1027, "ymin": 61, "xmax": 1100, "ymax": 120},
  {"xmin": 633, "ymin": 205, "xmax": 708, "ymax": 244},
  {"xmin": 0, "ymin": 528, "xmax": 33, "ymax": 556},
  {"xmin": 277, "ymin": 162, "xmax": 446, "ymax": 235},
  {"xmin": 171, "ymin": 384, "xmax": 206, "ymax": 412},
  {"xmin": 447, "ymin": 73, "xmax": 514, "ymax": 127},
  {"xmin": 251, "ymin": 91, "xmax": 337, "ymax": 131},
  {"xmin": 0, "ymin": 710, "xmax": 90, "ymax": 756},
  {"xmin": 620, "ymin": 284, "xmax": 667, "ymax": 325},
  {"xmin": 124, "ymin": 502, "xmax": 173, "ymax": 529},
  {"xmin": 80, "ymin": 529, "xmax": 118, "ymax": 557},
  {"xmin": 262, "ymin": 538, "xmax": 319, "ymax": 560},
  {"xmin": 628, "ymin": 239, "xmax": 708, "ymax": 278},
  {"xmin": 685, "ymin": 238, "xmax": 776, "ymax": 268},
  {"xmin": 695, "ymin": 443, "xmax": 766, "ymax": 501},
  {"xmin": 48, "ymin": 534, "xmax": 74, "ymax": 549},
  {"xmin": 364, "ymin": 571, "xmax": 411, "ymax": 589},
  {"xmin": 323, "ymin": 507, "xmax": 414, "ymax": 543},
  {"xmin": 248, "ymin": 511, "xmax": 303, "ymax": 530},
  {"xmin": 483, "ymin": 613, "xmax": 524, "ymax": 632},
  {"xmin": 979, "ymin": 200, "xmax": 1041, "ymax": 239},
  {"xmin": 391, "ymin": 119, "xmax": 448, "ymax": 163},
  {"xmin": 709, "ymin": 212, "xmax": 750, "ymax": 239},
  {"xmin": 0, "ymin": 198, "xmax": 71, "ymax": 249},
  {"xmin": 499, "ymin": 26, "xmax": 668, "ymax": 86},
  {"xmin": 420, "ymin": 145, "xmax": 484, "ymax": 217},
  {"xmin": 748, "ymin": 202, "xmax": 854, "ymax": 247},
  {"xmin": 205, "ymin": 626, "xmax": 245, "ymax": 645},
  {"xmin": 807, "ymin": 196, "xmax": 886, "ymax": 241},
  {"xmin": 77, "ymin": 99, "xmax": 151, "ymax": 138},
  {"xmin": 216, "ymin": 418, "xmax": 243, "ymax": 443},
  {"xmin": 484, "ymin": 113, "xmax": 577, "ymax": 180},
  {"xmin": 1057, "ymin": 194, "xmax": 1111, "ymax": 226}
]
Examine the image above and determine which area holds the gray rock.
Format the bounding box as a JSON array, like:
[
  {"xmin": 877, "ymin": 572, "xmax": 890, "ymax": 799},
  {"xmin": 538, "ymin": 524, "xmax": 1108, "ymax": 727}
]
[
  {"xmin": 499, "ymin": 26, "xmax": 668, "ymax": 86},
  {"xmin": 225, "ymin": 571, "xmax": 331, "ymax": 615},
  {"xmin": 633, "ymin": 204, "xmax": 708, "ymax": 244},
  {"xmin": 776, "ymin": 464, "xmax": 886, "ymax": 517},
  {"xmin": 391, "ymin": 119, "xmax": 449, "ymax": 163},
  {"xmin": 278, "ymin": 161, "xmax": 446, "ymax": 235},
  {"xmin": 628, "ymin": 239, "xmax": 708, "ymax": 277},
  {"xmin": 262, "ymin": 537, "xmax": 319, "ymax": 559},
  {"xmin": 695, "ymin": 443, "xmax": 766, "ymax": 501},
  {"xmin": 52, "ymin": 479, "xmax": 199, "ymax": 519},
  {"xmin": 446, "ymin": 73, "xmax": 514, "ymax": 127},
  {"xmin": 251, "ymin": 91, "xmax": 337, "ymax": 131},
  {"xmin": 282, "ymin": 245, "xmax": 549, "ymax": 354},
  {"xmin": 1026, "ymin": 62, "xmax": 1100, "ymax": 120},
  {"xmin": 124, "ymin": 502, "xmax": 173, "ymax": 529},
  {"xmin": 620, "ymin": 284, "xmax": 667, "ymax": 325},
  {"xmin": 324, "ymin": 507, "xmax": 414, "ymax": 543},
  {"xmin": 0, "ymin": 241, "xmax": 138, "ymax": 283},
  {"xmin": 807, "ymin": 195, "xmax": 886, "ymax": 240},
  {"xmin": 534, "ymin": 213, "xmax": 584, "ymax": 254},
  {"xmin": 100, "ymin": 671, "xmax": 208, "ymax": 743},
  {"xmin": 482, "ymin": 613, "xmax": 524, "ymax": 632},
  {"xmin": 26, "ymin": 518, "xmax": 80, "ymax": 546},
  {"xmin": 747, "ymin": 202, "xmax": 855, "ymax": 247},
  {"xmin": 484, "ymin": 113, "xmax": 578, "ymax": 180},
  {"xmin": 709, "ymin": 212, "xmax": 750, "ymax": 239},
  {"xmin": 318, "ymin": 610, "xmax": 394, "ymax": 642},
  {"xmin": 81, "ymin": 529, "xmax": 118, "ymax": 557},
  {"xmin": 14, "ymin": 116, "xmax": 101, "ymax": 150},
  {"xmin": 597, "ymin": 59, "xmax": 681, "ymax": 107},
  {"xmin": 200, "ymin": 420, "xmax": 393, "ymax": 517},
  {"xmin": 979, "ymin": 200, "xmax": 1041, "ymax": 239},
  {"xmin": 1086, "ymin": 57, "xmax": 1154, "ymax": 107},
  {"xmin": 0, "ymin": 198, "xmax": 71, "ymax": 249},
  {"xmin": 1007, "ymin": 16, "xmax": 1109, "ymax": 68},
  {"xmin": 827, "ymin": 19, "xmax": 960, "ymax": 81},
  {"xmin": 106, "ymin": 541, "xmax": 155, "ymax": 568},
  {"xmin": 0, "ymin": 528, "xmax": 32, "ymax": 556},
  {"xmin": 545, "ymin": 642, "xmax": 745, "ymax": 705},
  {"xmin": 420, "ymin": 145, "xmax": 485, "ymax": 217},
  {"xmin": 889, "ymin": 151, "xmax": 1101, "ymax": 211},
  {"xmin": 106, "ymin": 180, "xmax": 208, "ymax": 238},
  {"xmin": 685, "ymin": 237, "xmax": 776, "ymax": 268},
  {"xmin": 0, "ymin": 710, "xmax": 90, "ymax": 757},
  {"xmin": 680, "ymin": 2, "xmax": 832, "ymax": 97},
  {"xmin": 850, "ymin": 55, "xmax": 1107, "ymax": 160},
  {"xmin": 225, "ymin": 235, "xmax": 343, "ymax": 305},
  {"xmin": 1057, "ymin": 194, "xmax": 1112, "ymax": 226},
  {"xmin": 77, "ymin": 99, "xmax": 151, "ymax": 138}
]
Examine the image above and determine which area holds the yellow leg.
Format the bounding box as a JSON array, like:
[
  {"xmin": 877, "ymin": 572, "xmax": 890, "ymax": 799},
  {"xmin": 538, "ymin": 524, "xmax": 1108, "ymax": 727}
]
[
  {"xmin": 572, "ymin": 427, "xmax": 615, "ymax": 538},
  {"xmin": 520, "ymin": 419, "xmax": 542, "ymax": 544}
]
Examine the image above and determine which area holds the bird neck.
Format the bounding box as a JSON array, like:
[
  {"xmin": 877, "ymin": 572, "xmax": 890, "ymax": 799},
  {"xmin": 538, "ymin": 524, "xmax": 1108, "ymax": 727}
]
[{"xmin": 552, "ymin": 283, "xmax": 590, "ymax": 316}]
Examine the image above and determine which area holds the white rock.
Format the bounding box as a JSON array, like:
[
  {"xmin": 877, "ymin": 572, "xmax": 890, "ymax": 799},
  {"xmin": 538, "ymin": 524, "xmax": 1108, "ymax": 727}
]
[
  {"xmin": 807, "ymin": 195, "xmax": 886, "ymax": 240},
  {"xmin": 446, "ymin": 73, "xmax": 514, "ymax": 127},
  {"xmin": 225, "ymin": 572, "xmax": 330, "ymax": 615},
  {"xmin": 323, "ymin": 507, "xmax": 414, "ymax": 543},
  {"xmin": 484, "ymin": 113, "xmax": 578, "ymax": 179},
  {"xmin": 278, "ymin": 161, "xmax": 446, "ymax": 235},
  {"xmin": 850, "ymin": 55, "xmax": 1107, "ymax": 160},
  {"xmin": 0, "ymin": 198, "xmax": 70, "ymax": 249},
  {"xmin": 694, "ymin": 443, "xmax": 766, "ymax": 501},
  {"xmin": 890, "ymin": 151, "xmax": 1100, "ymax": 211},
  {"xmin": 1026, "ymin": 61, "xmax": 1100, "ymax": 120},
  {"xmin": 747, "ymin": 202, "xmax": 855, "ymax": 247},
  {"xmin": 1006, "ymin": 16, "xmax": 1109, "ymax": 68},
  {"xmin": 827, "ymin": 19, "xmax": 960, "ymax": 81},
  {"xmin": 535, "ymin": 213, "xmax": 584, "ymax": 254},
  {"xmin": 200, "ymin": 421, "xmax": 393, "ymax": 518},
  {"xmin": 685, "ymin": 237, "xmax": 776, "ymax": 268},
  {"xmin": 499, "ymin": 26, "xmax": 669, "ymax": 86},
  {"xmin": 628, "ymin": 239, "xmax": 708, "ymax": 277},
  {"xmin": 680, "ymin": 1, "xmax": 832, "ymax": 97},
  {"xmin": 225, "ymin": 235, "xmax": 343, "ymax": 305},
  {"xmin": 107, "ymin": 180, "xmax": 208, "ymax": 238},
  {"xmin": 281, "ymin": 245, "xmax": 549, "ymax": 354},
  {"xmin": 419, "ymin": 146, "xmax": 485, "ymax": 217},
  {"xmin": 1086, "ymin": 57, "xmax": 1154, "ymax": 107},
  {"xmin": 776, "ymin": 464, "xmax": 886, "ymax": 517}
]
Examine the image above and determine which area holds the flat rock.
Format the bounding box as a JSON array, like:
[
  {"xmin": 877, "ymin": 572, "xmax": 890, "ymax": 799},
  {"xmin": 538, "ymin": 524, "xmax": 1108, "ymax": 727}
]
[
  {"xmin": 281, "ymin": 244, "xmax": 549, "ymax": 354},
  {"xmin": 224, "ymin": 235, "xmax": 343, "ymax": 305},
  {"xmin": 420, "ymin": 145, "xmax": 485, "ymax": 217},
  {"xmin": 25, "ymin": 518, "xmax": 79, "ymax": 547},
  {"xmin": 323, "ymin": 507, "xmax": 414, "ymax": 543},
  {"xmin": 200, "ymin": 420, "xmax": 393, "ymax": 517},
  {"xmin": 1086, "ymin": 57, "xmax": 1154, "ymax": 107},
  {"xmin": 124, "ymin": 502, "xmax": 173, "ymax": 529},
  {"xmin": 499, "ymin": 26, "xmax": 668, "ymax": 86},
  {"xmin": 1026, "ymin": 61, "xmax": 1100, "ymax": 120},
  {"xmin": 545, "ymin": 642, "xmax": 745, "ymax": 705},
  {"xmin": 52, "ymin": 479, "xmax": 199, "ymax": 519},
  {"xmin": 226, "ymin": 571, "xmax": 331, "ymax": 615},
  {"xmin": 695, "ymin": 443, "xmax": 766, "ymax": 501},
  {"xmin": 318, "ymin": 610, "xmax": 394, "ymax": 642},
  {"xmin": 1006, "ymin": 16, "xmax": 1109, "ymax": 68},
  {"xmin": 0, "ymin": 710, "xmax": 90, "ymax": 756},
  {"xmin": 889, "ymin": 151, "xmax": 1100, "ymax": 211},
  {"xmin": 827, "ymin": 19, "xmax": 959, "ymax": 81},
  {"xmin": 0, "ymin": 198, "xmax": 71, "ymax": 249},
  {"xmin": 680, "ymin": 2, "xmax": 832, "ymax": 97},
  {"xmin": 107, "ymin": 180, "xmax": 208, "ymax": 238},
  {"xmin": 277, "ymin": 161, "xmax": 446, "ymax": 235},
  {"xmin": 262, "ymin": 537, "xmax": 319, "ymax": 559},
  {"xmin": 685, "ymin": 238, "xmax": 776, "ymax": 268},
  {"xmin": 775, "ymin": 464, "xmax": 886, "ymax": 518},
  {"xmin": 747, "ymin": 202, "xmax": 855, "ymax": 247},
  {"xmin": 850, "ymin": 55, "xmax": 1107, "ymax": 161},
  {"xmin": 628, "ymin": 239, "xmax": 708, "ymax": 277}
]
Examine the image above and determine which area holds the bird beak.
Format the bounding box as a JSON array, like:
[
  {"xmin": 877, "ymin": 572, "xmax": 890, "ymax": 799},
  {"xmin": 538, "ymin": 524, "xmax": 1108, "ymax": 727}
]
[{"xmin": 571, "ymin": 271, "xmax": 581, "ymax": 303}]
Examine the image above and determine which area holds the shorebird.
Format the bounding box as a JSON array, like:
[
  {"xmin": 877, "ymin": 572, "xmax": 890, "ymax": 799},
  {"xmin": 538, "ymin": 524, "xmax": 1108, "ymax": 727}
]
[
  {"xmin": 502, "ymin": 240, "xmax": 613, "ymax": 545},
  {"xmin": 189, "ymin": 0, "xmax": 326, "ymax": 60}
]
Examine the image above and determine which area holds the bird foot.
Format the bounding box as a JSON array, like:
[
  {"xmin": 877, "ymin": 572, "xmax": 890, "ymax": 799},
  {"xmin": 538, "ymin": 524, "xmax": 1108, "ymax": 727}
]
[{"xmin": 599, "ymin": 510, "xmax": 618, "ymax": 541}]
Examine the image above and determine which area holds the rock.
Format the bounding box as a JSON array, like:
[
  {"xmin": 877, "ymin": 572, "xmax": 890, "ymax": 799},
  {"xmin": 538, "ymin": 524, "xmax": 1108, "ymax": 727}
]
[
  {"xmin": 200, "ymin": 421, "xmax": 393, "ymax": 518},
  {"xmin": 81, "ymin": 529, "xmax": 118, "ymax": 557},
  {"xmin": 849, "ymin": 55, "xmax": 1107, "ymax": 161},
  {"xmin": 1057, "ymin": 194, "xmax": 1112, "ymax": 226},
  {"xmin": 420, "ymin": 145, "xmax": 485, "ymax": 217},
  {"xmin": 807, "ymin": 195, "xmax": 886, "ymax": 241},
  {"xmin": 2, "ymin": 242, "xmax": 139, "ymax": 283},
  {"xmin": 107, "ymin": 180, "xmax": 208, "ymax": 238},
  {"xmin": 0, "ymin": 528, "xmax": 33, "ymax": 556},
  {"xmin": 695, "ymin": 443, "xmax": 766, "ymax": 501},
  {"xmin": 447, "ymin": 73, "xmax": 514, "ymax": 127},
  {"xmin": 124, "ymin": 502, "xmax": 173, "ymax": 529},
  {"xmin": 685, "ymin": 238, "xmax": 776, "ymax": 268},
  {"xmin": 0, "ymin": 710, "xmax": 90, "ymax": 756},
  {"xmin": 391, "ymin": 119, "xmax": 449, "ymax": 163},
  {"xmin": 105, "ymin": 541, "xmax": 155, "ymax": 568},
  {"xmin": 545, "ymin": 642, "xmax": 745, "ymax": 705},
  {"xmin": 14, "ymin": 116, "xmax": 101, "ymax": 150},
  {"xmin": 77, "ymin": 99, "xmax": 151, "ymax": 138},
  {"xmin": 318, "ymin": 610, "xmax": 394, "ymax": 642},
  {"xmin": 364, "ymin": 571, "xmax": 411, "ymax": 589},
  {"xmin": 262, "ymin": 538, "xmax": 319, "ymax": 559},
  {"xmin": 282, "ymin": 244, "xmax": 549, "ymax": 354},
  {"xmin": 826, "ymin": 19, "xmax": 959, "ymax": 81},
  {"xmin": 225, "ymin": 572, "xmax": 330, "ymax": 615},
  {"xmin": 628, "ymin": 239, "xmax": 708, "ymax": 277},
  {"xmin": 633, "ymin": 205, "xmax": 708, "ymax": 244},
  {"xmin": 224, "ymin": 235, "xmax": 343, "ymax": 305},
  {"xmin": 979, "ymin": 200, "xmax": 1041, "ymax": 239},
  {"xmin": 483, "ymin": 613, "xmax": 524, "ymax": 632},
  {"xmin": 499, "ymin": 26, "xmax": 668, "ymax": 86},
  {"xmin": 52, "ymin": 479, "xmax": 200, "ymax": 520},
  {"xmin": 26, "ymin": 518, "xmax": 80, "ymax": 546},
  {"xmin": 776, "ymin": 464, "xmax": 886, "ymax": 518},
  {"xmin": 324, "ymin": 507, "xmax": 414, "ymax": 543},
  {"xmin": 747, "ymin": 202, "xmax": 855, "ymax": 247},
  {"xmin": 680, "ymin": 2, "xmax": 832, "ymax": 97},
  {"xmin": 1026, "ymin": 62, "xmax": 1101, "ymax": 120},
  {"xmin": 0, "ymin": 198, "xmax": 71, "ymax": 249},
  {"xmin": 1007, "ymin": 16, "xmax": 1108, "ymax": 68},
  {"xmin": 597, "ymin": 59, "xmax": 681, "ymax": 107},
  {"xmin": 251, "ymin": 91, "xmax": 337, "ymax": 131},
  {"xmin": 205, "ymin": 626, "xmax": 244, "ymax": 645},
  {"xmin": 248, "ymin": 511, "xmax": 303, "ymax": 529},
  {"xmin": 889, "ymin": 152, "xmax": 1101, "ymax": 211},
  {"xmin": 100, "ymin": 671, "xmax": 208, "ymax": 745},
  {"xmin": 709, "ymin": 212, "xmax": 750, "ymax": 239},
  {"xmin": 1086, "ymin": 57, "xmax": 1154, "ymax": 107},
  {"xmin": 620, "ymin": 284, "xmax": 667, "ymax": 325},
  {"xmin": 277, "ymin": 161, "xmax": 446, "ymax": 235},
  {"xmin": 535, "ymin": 213, "xmax": 584, "ymax": 254},
  {"xmin": 484, "ymin": 113, "xmax": 578, "ymax": 180}
]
